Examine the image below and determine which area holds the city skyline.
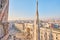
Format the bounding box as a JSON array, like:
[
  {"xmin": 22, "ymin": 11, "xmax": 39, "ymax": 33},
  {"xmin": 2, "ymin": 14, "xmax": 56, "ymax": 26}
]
[
  {"xmin": 9, "ymin": 0, "xmax": 60, "ymax": 20},
  {"xmin": 0, "ymin": 0, "xmax": 60, "ymax": 40}
]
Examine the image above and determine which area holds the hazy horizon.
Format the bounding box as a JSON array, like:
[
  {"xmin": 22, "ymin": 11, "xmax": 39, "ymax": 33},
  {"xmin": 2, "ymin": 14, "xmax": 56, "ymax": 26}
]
[{"xmin": 8, "ymin": 0, "xmax": 60, "ymax": 20}]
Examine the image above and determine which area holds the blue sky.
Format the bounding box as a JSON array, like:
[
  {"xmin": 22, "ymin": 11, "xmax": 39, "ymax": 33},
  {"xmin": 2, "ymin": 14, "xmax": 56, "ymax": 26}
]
[{"xmin": 9, "ymin": 0, "xmax": 60, "ymax": 20}]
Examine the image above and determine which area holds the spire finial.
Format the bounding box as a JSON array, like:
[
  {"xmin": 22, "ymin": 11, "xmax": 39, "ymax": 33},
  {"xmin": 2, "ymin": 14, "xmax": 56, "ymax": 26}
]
[
  {"xmin": 36, "ymin": 0, "xmax": 38, "ymax": 11},
  {"xmin": 36, "ymin": 0, "xmax": 38, "ymax": 19}
]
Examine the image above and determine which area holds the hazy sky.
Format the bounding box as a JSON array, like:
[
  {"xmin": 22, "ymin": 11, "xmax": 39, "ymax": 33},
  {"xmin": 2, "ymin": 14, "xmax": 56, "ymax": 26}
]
[{"xmin": 8, "ymin": 0, "xmax": 60, "ymax": 20}]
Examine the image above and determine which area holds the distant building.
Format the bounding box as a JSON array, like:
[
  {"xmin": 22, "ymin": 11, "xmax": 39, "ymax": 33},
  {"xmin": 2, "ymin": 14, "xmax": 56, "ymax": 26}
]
[{"xmin": 40, "ymin": 27, "xmax": 60, "ymax": 40}]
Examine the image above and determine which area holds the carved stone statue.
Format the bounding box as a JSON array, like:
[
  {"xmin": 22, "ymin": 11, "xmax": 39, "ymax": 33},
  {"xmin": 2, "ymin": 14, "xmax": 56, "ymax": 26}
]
[
  {"xmin": 24, "ymin": 27, "xmax": 33, "ymax": 40},
  {"xmin": 0, "ymin": 23, "xmax": 4, "ymax": 39},
  {"xmin": 0, "ymin": 0, "xmax": 6, "ymax": 9},
  {"xmin": 0, "ymin": 0, "xmax": 2, "ymax": 9}
]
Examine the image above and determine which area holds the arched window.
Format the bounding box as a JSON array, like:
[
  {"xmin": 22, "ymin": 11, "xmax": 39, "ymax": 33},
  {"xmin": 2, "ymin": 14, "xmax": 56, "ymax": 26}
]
[
  {"xmin": 49, "ymin": 32, "xmax": 53, "ymax": 40},
  {"xmin": 40, "ymin": 32, "xmax": 43, "ymax": 40},
  {"xmin": 44, "ymin": 32, "xmax": 47, "ymax": 40},
  {"xmin": 56, "ymin": 34, "xmax": 59, "ymax": 40},
  {"xmin": 41, "ymin": 36, "xmax": 43, "ymax": 40}
]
